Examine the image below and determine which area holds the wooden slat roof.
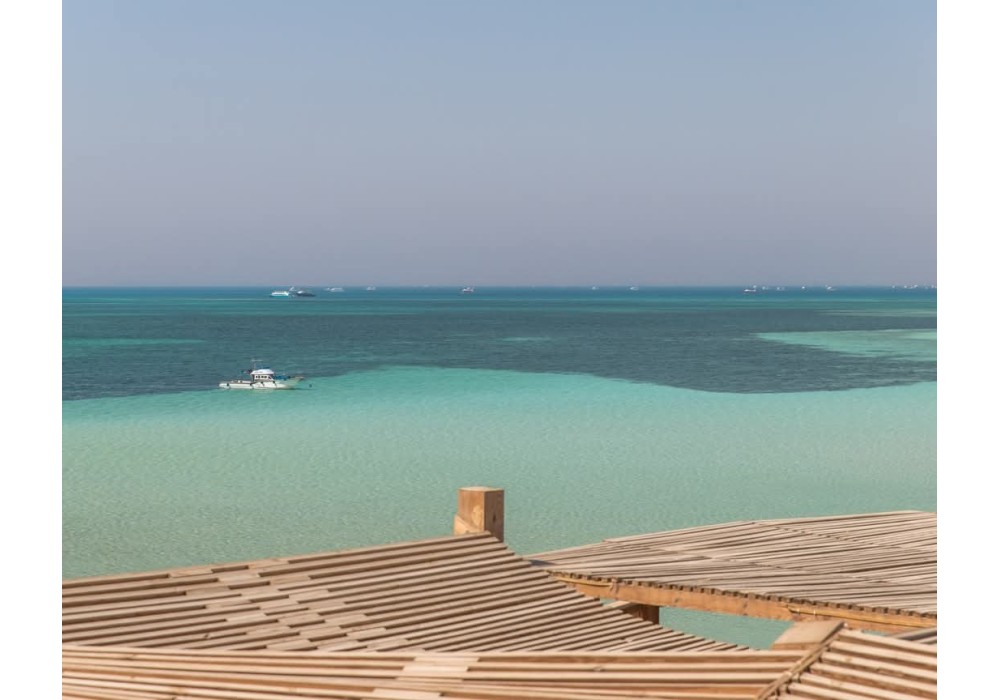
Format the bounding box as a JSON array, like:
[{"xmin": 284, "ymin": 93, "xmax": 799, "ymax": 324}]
[
  {"xmin": 64, "ymin": 533, "xmax": 737, "ymax": 653},
  {"xmin": 766, "ymin": 628, "xmax": 937, "ymax": 699},
  {"xmin": 531, "ymin": 511, "xmax": 936, "ymax": 630},
  {"xmin": 62, "ymin": 627, "xmax": 937, "ymax": 700},
  {"xmin": 59, "ymin": 645, "xmax": 811, "ymax": 699}
]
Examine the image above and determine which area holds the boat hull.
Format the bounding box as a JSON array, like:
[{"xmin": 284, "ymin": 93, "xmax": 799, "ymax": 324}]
[{"xmin": 218, "ymin": 376, "xmax": 304, "ymax": 390}]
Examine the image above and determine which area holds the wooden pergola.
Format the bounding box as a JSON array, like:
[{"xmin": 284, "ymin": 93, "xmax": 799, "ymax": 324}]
[
  {"xmin": 62, "ymin": 623, "xmax": 936, "ymax": 699},
  {"xmin": 531, "ymin": 511, "xmax": 937, "ymax": 633},
  {"xmin": 64, "ymin": 531, "xmax": 738, "ymax": 653},
  {"xmin": 63, "ymin": 488, "xmax": 937, "ymax": 698}
]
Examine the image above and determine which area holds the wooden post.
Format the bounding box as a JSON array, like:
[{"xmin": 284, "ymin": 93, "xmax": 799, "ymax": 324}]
[{"xmin": 453, "ymin": 487, "xmax": 504, "ymax": 542}]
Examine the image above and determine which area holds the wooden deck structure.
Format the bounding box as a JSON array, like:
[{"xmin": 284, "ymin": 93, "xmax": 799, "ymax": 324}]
[
  {"xmin": 62, "ymin": 624, "xmax": 935, "ymax": 699},
  {"xmin": 64, "ymin": 532, "xmax": 738, "ymax": 653},
  {"xmin": 63, "ymin": 489, "xmax": 938, "ymax": 698},
  {"xmin": 531, "ymin": 511, "xmax": 936, "ymax": 633}
]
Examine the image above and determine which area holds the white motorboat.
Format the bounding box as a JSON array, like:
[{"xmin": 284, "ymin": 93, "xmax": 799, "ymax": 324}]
[
  {"xmin": 270, "ymin": 289, "xmax": 291, "ymax": 297},
  {"xmin": 219, "ymin": 362, "xmax": 305, "ymax": 390}
]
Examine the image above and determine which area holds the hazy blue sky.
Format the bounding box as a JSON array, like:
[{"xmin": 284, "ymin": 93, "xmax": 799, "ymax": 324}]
[{"xmin": 63, "ymin": 0, "xmax": 936, "ymax": 286}]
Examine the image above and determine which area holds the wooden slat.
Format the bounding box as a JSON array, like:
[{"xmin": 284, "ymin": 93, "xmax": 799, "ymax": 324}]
[
  {"xmin": 61, "ymin": 644, "xmax": 801, "ymax": 699},
  {"xmin": 65, "ymin": 534, "xmax": 739, "ymax": 653},
  {"xmin": 64, "ymin": 628, "xmax": 937, "ymax": 700},
  {"xmin": 532, "ymin": 511, "xmax": 936, "ymax": 632}
]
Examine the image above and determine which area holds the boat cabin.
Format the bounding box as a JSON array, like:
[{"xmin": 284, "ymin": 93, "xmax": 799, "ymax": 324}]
[{"xmin": 249, "ymin": 368, "xmax": 275, "ymax": 381}]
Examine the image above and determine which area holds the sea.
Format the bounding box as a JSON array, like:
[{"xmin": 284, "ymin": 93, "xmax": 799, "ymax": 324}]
[{"xmin": 62, "ymin": 285, "xmax": 937, "ymax": 648}]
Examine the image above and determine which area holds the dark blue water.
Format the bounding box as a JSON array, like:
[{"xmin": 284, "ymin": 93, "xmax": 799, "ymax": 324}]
[{"xmin": 63, "ymin": 286, "xmax": 936, "ymax": 401}]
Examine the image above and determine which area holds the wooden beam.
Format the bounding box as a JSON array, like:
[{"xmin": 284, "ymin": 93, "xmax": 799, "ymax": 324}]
[
  {"xmin": 548, "ymin": 575, "xmax": 934, "ymax": 634},
  {"xmin": 453, "ymin": 487, "xmax": 505, "ymax": 542}
]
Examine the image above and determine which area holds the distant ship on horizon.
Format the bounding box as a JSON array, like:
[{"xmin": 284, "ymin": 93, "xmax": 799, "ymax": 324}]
[{"xmin": 270, "ymin": 286, "xmax": 316, "ymax": 297}]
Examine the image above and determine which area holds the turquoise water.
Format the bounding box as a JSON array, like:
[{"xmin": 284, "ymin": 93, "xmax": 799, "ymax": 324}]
[{"xmin": 62, "ymin": 286, "xmax": 936, "ymax": 647}]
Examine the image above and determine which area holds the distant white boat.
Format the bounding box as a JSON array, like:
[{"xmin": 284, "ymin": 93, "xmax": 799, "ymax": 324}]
[
  {"xmin": 219, "ymin": 361, "xmax": 304, "ymax": 390},
  {"xmin": 326, "ymin": 287, "xmax": 345, "ymax": 293},
  {"xmin": 366, "ymin": 286, "xmax": 377, "ymax": 291},
  {"xmin": 629, "ymin": 286, "xmax": 639, "ymax": 291},
  {"xmin": 461, "ymin": 286, "xmax": 475, "ymax": 294},
  {"xmin": 272, "ymin": 286, "xmax": 316, "ymax": 297}
]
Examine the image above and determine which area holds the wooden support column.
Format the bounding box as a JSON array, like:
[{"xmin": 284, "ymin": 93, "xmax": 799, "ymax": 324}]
[{"xmin": 453, "ymin": 487, "xmax": 504, "ymax": 541}]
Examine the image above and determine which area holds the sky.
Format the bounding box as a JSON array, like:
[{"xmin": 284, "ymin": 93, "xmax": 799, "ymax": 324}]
[{"xmin": 60, "ymin": 0, "xmax": 937, "ymax": 287}]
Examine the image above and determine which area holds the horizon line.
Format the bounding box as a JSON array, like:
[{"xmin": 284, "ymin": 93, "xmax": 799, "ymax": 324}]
[{"xmin": 62, "ymin": 283, "xmax": 938, "ymax": 289}]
